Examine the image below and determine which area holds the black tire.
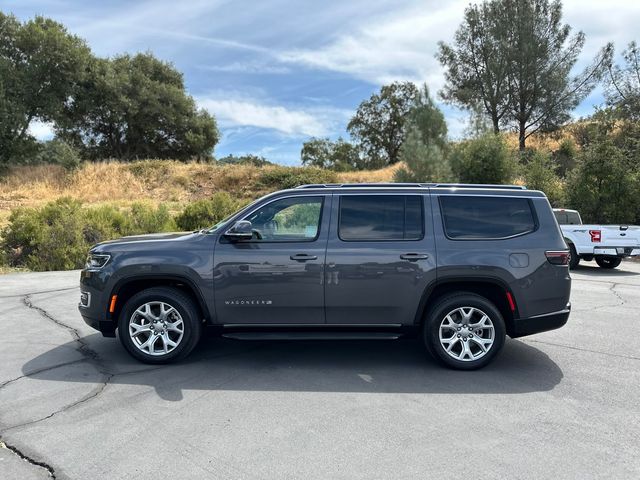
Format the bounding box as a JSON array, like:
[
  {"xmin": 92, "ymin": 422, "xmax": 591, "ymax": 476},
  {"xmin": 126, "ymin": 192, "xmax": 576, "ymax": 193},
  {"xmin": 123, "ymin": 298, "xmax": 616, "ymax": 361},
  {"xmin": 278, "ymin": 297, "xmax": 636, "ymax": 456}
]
[
  {"xmin": 568, "ymin": 243, "xmax": 579, "ymax": 269},
  {"xmin": 595, "ymin": 256, "xmax": 622, "ymax": 269},
  {"xmin": 118, "ymin": 287, "xmax": 203, "ymax": 364},
  {"xmin": 423, "ymin": 292, "xmax": 506, "ymax": 370}
]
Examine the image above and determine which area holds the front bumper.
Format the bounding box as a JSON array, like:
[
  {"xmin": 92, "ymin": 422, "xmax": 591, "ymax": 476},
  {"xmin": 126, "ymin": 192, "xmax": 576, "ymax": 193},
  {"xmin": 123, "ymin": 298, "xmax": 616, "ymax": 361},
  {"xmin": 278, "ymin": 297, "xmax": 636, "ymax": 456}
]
[
  {"xmin": 79, "ymin": 269, "xmax": 116, "ymax": 337},
  {"xmin": 510, "ymin": 303, "xmax": 570, "ymax": 338}
]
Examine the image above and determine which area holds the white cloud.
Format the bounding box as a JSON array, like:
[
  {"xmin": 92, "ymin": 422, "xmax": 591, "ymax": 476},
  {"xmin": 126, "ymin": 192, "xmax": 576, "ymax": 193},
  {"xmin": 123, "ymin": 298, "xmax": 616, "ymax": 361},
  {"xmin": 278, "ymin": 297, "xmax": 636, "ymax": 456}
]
[
  {"xmin": 28, "ymin": 120, "xmax": 54, "ymax": 141},
  {"xmin": 279, "ymin": 1, "xmax": 467, "ymax": 89},
  {"xmin": 199, "ymin": 61, "xmax": 290, "ymax": 75},
  {"xmin": 198, "ymin": 94, "xmax": 350, "ymax": 137}
]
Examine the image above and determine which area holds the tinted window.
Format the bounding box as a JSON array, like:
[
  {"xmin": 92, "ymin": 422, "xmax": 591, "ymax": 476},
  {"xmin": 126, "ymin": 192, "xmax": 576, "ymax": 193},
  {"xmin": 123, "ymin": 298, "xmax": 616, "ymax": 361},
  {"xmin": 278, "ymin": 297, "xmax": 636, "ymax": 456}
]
[
  {"xmin": 244, "ymin": 196, "xmax": 323, "ymax": 242},
  {"xmin": 339, "ymin": 195, "xmax": 424, "ymax": 241},
  {"xmin": 440, "ymin": 196, "xmax": 536, "ymax": 239},
  {"xmin": 554, "ymin": 210, "xmax": 581, "ymax": 225}
]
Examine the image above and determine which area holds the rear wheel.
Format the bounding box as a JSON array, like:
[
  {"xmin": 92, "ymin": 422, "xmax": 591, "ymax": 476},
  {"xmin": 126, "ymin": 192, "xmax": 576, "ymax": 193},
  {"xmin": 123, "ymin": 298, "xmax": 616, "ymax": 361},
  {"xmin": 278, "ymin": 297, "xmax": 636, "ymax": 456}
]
[
  {"xmin": 568, "ymin": 243, "xmax": 579, "ymax": 269},
  {"xmin": 423, "ymin": 293, "xmax": 506, "ymax": 370},
  {"xmin": 118, "ymin": 287, "xmax": 203, "ymax": 364},
  {"xmin": 595, "ymin": 256, "xmax": 622, "ymax": 269}
]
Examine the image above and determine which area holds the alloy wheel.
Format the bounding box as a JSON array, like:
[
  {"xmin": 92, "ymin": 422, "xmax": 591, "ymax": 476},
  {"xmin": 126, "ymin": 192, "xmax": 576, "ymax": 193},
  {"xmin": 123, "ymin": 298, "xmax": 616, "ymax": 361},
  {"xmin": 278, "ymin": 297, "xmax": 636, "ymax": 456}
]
[{"xmin": 438, "ymin": 306, "xmax": 495, "ymax": 362}]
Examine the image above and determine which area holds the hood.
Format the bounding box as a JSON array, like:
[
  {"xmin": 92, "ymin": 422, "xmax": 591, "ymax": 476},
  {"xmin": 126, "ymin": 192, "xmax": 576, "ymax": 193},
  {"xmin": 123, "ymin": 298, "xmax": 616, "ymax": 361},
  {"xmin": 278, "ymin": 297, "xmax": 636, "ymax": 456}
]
[{"xmin": 91, "ymin": 231, "xmax": 201, "ymax": 251}]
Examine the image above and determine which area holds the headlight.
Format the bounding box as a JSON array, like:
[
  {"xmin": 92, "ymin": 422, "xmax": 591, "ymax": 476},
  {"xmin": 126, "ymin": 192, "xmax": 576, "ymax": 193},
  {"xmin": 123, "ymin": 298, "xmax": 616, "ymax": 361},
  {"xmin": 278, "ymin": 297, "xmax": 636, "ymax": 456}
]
[{"xmin": 86, "ymin": 253, "xmax": 110, "ymax": 269}]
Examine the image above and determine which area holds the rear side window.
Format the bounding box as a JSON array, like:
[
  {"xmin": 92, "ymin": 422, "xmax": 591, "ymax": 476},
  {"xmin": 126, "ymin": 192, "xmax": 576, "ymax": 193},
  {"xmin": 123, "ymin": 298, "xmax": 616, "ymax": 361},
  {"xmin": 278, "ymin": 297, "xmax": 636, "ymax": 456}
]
[
  {"xmin": 554, "ymin": 210, "xmax": 581, "ymax": 225},
  {"xmin": 440, "ymin": 196, "xmax": 536, "ymax": 239},
  {"xmin": 339, "ymin": 195, "xmax": 424, "ymax": 241}
]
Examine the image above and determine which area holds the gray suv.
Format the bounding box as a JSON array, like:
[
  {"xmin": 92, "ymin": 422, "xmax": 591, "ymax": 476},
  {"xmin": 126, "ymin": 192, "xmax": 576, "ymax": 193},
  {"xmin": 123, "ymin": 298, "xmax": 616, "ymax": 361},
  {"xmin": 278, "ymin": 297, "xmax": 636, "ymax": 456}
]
[{"xmin": 79, "ymin": 183, "xmax": 571, "ymax": 370}]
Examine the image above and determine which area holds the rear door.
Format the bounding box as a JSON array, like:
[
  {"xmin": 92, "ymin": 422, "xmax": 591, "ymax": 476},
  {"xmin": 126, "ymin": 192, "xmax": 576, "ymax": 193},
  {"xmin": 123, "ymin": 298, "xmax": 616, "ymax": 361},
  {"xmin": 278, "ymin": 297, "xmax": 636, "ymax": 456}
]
[{"xmin": 324, "ymin": 193, "xmax": 437, "ymax": 325}]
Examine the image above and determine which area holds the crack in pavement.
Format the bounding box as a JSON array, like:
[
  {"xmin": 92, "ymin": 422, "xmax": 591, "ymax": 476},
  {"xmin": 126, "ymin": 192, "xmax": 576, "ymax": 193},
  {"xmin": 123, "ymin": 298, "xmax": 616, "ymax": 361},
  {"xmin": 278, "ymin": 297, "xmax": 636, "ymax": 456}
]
[
  {"xmin": 1, "ymin": 373, "xmax": 114, "ymax": 435},
  {"xmin": 0, "ymin": 293, "xmax": 118, "ymax": 473},
  {"xmin": 22, "ymin": 295, "xmax": 101, "ymax": 363},
  {"xmin": 609, "ymin": 283, "xmax": 625, "ymax": 304},
  {"xmin": 0, "ymin": 286, "xmax": 77, "ymax": 299},
  {"xmin": 0, "ymin": 439, "xmax": 56, "ymax": 478},
  {"xmin": 0, "ymin": 359, "xmax": 87, "ymax": 390}
]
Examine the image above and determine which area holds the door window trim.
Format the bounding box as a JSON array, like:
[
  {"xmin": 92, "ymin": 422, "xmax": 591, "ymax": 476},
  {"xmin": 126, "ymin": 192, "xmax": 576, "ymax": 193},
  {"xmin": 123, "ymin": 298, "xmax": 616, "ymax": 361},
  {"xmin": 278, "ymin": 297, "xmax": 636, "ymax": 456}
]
[
  {"xmin": 337, "ymin": 194, "xmax": 426, "ymax": 243},
  {"xmin": 220, "ymin": 194, "xmax": 326, "ymax": 244}
]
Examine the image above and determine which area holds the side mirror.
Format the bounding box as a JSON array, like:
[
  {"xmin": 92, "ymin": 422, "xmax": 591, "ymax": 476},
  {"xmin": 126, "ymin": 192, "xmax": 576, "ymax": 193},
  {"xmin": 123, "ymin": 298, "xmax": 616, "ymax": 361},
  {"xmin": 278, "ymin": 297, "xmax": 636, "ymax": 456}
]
[{"xmin": 224, "ymin": 220, "xmax": 253, "ymax": 241}]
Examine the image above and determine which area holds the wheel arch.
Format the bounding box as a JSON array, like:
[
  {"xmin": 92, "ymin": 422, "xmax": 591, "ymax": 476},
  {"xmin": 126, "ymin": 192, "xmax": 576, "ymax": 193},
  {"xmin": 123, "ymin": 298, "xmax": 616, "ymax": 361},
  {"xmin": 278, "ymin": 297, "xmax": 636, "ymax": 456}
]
[
  {"xmin": 414, "ymin": 277, "xmax": 517, "ymax": 337},
  {"xmin": 109, "ymin": 275, "xmax": 210, "ymax": 326}
]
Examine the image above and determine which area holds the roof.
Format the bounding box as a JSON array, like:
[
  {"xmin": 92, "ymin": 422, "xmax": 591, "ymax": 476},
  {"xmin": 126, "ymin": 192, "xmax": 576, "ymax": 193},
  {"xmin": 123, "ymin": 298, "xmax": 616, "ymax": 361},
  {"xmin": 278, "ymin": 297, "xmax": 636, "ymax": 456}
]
[
  {"xmin": 288, "ymin": 183, "xmax": 545, "ymax": 197},
  {"xmin": 296, "ymin": 182, "xmax": 527, "ymax": 190}
]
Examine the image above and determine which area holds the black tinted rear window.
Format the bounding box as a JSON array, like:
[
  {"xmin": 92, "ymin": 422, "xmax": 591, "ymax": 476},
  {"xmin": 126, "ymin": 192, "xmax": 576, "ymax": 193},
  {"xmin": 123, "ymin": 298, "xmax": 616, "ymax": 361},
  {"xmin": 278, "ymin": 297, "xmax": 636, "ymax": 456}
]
[
  {"xmin": 554, "ymin": 210, "xmax": 581, "ymax": 225},
  {"xmin": 440, "ymin": 196, "xmax": 536, "ymax": 239},
  {"xmin": 339, "ymin": 195, "xmax": 424, "ymax": 241}
]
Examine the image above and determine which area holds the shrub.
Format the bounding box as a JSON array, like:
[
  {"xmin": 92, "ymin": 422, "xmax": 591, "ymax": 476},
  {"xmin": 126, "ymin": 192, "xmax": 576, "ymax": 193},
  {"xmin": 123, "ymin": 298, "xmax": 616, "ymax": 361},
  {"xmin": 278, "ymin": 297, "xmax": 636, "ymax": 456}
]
[
  {"xmin": 83, "ymin": 204, "xmax": 129, "ymax": 244},
  {"xmin": 127, "ymin": 160, "xmax": 174, "ymax": 180},
  {"xmin": 523, "ymin": 150, "xmax": 565, "ymax": 207},
  {"xmin": 258, "ymin": 166, "xmax": 338, "ymax": 190},
  {"xmin": 175, "ymin": 192, "xmax": 240, "ymax": 231},
  {"xmin": 37, "ymin": 139, "xmax": 82, "ymax": 171},
  {"xmin": 567, "ymin": 139, "xmax": 640, "ymax": 224},
  {"xmin": 0, "ymin": 198, "xmax": 177, "ymax": 271},
  {"xmin": 450, "ymin": 133, "xmax": 516, "ymax": 184},
  {"xmin": 1, "ymin": 198, "xmax": 87, "ymax": 270},
  {"xmin": 126, "ymin": 203, "xmax": 176, "ymax": 234}
]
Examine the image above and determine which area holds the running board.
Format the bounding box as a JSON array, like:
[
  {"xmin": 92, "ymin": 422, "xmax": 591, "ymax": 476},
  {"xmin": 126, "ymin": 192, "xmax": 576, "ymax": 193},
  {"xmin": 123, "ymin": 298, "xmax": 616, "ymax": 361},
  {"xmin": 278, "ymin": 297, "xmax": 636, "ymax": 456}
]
[{"xmin": 222, "ymin": 331, "xmax": 402, "ymax": 341}]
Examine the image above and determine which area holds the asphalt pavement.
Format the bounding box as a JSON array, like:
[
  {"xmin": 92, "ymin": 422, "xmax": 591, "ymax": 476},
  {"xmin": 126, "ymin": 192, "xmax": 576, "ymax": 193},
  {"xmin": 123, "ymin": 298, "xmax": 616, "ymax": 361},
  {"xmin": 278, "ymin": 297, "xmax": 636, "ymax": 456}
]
[{"xmin": 1, "ymin": 261, "xmax": 639, "ymax": 479}]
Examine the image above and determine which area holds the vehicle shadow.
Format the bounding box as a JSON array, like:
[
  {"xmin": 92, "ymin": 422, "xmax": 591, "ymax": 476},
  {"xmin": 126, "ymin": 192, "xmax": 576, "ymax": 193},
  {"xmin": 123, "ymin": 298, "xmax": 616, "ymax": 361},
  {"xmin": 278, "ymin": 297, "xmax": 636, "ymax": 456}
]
[
  {"xmin": 22, "ymin": 334, "xmax": 563, "ymax": 401},
  {"xmin": 572, "ymin": 262, "xmax": 640, "ymax": 276}
]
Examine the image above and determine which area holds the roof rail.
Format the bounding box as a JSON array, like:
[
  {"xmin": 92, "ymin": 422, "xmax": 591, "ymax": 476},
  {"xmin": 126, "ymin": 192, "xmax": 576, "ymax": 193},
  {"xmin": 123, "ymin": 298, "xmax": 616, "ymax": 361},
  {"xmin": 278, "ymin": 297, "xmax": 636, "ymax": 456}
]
[
  {"xmin": 431, "ymin": 183, "xmax": 526, "ymax": 190},
  {"xmin": 295, "ymin": 182, "xmax": 526, "ymax": 190}
]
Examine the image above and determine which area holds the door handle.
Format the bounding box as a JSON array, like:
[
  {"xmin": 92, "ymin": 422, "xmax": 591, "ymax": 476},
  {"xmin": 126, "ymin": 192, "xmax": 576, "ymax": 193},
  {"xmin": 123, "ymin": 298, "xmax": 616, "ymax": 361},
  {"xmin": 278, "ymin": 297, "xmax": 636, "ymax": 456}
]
[
  {"xmin": 400, "ymin": 253, "xmax": 429, "ymax": 261},
  {"xmin": 290, "ymin": 253, "xmax": 318, "ymax": 261}
]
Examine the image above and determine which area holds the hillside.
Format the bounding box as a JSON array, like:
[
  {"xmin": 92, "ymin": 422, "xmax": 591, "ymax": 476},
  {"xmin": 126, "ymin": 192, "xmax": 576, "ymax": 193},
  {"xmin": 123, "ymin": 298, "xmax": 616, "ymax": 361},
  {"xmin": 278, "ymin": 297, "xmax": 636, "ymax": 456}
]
[{"xmin": 0, "ymin": 161, "xmax": 401, "ymax": 227}]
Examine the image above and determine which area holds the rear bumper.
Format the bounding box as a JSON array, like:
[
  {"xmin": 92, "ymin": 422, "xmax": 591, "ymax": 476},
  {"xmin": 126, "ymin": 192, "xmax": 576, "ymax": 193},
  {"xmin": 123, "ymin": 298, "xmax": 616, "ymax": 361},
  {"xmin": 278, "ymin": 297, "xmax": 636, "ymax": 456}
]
[
  {"xmin": 592, "ymin": 247, "xmax": 640, "ymax": 257},
  {"xmin": 510, "ymin": 303, "xmax": 570, "ymax": 338}
]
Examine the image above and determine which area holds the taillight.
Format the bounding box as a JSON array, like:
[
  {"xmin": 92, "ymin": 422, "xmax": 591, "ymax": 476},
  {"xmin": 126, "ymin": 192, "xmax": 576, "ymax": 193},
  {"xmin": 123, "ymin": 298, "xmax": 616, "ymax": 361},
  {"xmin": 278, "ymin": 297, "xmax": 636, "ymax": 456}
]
[
  {"xmin": 545, "ymin": 250, "xmax": 570, "ymax": 265},
  {"xmin": 589, "ymin": 230, "xmax": 601, "ymax": 242}
]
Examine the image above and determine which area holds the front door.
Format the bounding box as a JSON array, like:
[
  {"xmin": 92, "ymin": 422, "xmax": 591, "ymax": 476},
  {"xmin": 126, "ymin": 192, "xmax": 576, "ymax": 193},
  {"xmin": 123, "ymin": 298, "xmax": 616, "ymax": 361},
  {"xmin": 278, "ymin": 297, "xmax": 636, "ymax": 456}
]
[
  {"xmin": 213, "ymin": 194, "xmax": 330, "ymax": 324},
  {"xmin": 324, "ymin": 193, "xmax": 436, "ymax": 325}
]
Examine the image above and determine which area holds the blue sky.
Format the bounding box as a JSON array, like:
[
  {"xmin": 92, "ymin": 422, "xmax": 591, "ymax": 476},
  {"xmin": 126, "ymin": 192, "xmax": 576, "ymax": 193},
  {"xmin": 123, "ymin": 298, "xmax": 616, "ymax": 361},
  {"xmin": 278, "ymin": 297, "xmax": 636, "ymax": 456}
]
[{"xmin": 4, "ymin": 0, "xmax": 640, "ymax": 164}]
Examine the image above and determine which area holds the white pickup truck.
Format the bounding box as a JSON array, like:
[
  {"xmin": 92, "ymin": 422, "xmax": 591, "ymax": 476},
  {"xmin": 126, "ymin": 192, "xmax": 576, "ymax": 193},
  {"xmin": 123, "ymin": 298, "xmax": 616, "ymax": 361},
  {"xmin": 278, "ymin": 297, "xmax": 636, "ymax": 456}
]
[{"xmin": 553, "ymin": 208, "xmax": 640, "ymax": 269}]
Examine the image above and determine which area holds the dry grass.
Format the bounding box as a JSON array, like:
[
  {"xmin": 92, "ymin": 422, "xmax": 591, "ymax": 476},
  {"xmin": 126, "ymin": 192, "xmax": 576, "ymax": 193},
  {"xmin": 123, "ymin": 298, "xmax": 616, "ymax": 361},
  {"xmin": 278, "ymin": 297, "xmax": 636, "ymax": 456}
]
[
  {"xmin": 0, "ymin": 160, "xmax": 398, "ymax": 227},
  {"xmin": 336, "ymin": 163, "xmax": 399, "ymax": 183}
]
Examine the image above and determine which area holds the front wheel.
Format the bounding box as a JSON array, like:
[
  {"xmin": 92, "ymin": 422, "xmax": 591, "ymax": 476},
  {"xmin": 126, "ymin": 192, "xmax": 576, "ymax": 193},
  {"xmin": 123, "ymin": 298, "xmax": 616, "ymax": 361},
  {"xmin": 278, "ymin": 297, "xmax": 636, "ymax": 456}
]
[
  {"xmin": 118, "ymin": 287, "xmax": 203, "ymax": 364},
  {"xmin": 595, "ymin": 256, "xmax": 622, "ymax": 269},
  {"xmin": 423, "ymin": 293, "xmax": 506, "ymax": 370}
]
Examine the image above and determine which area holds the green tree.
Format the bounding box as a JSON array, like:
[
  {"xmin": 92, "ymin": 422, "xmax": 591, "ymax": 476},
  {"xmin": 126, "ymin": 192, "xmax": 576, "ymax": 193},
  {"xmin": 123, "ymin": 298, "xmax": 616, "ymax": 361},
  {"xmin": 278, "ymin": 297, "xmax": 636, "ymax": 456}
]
[
  {"xmin": 301, "ymin": 137, "xmax": 362, "ymax": 171},
  {"xmin": 523, "ymin": 150, "xmax": 565, "ymax": 206},
  {"xmin": 59, "ymin": 53, "xmax": 219, "ymax": 161},
  {"xmin": 567, "ymin": 138, "xmax": 639, "ymax": 224},
  {"xmin": 439, "ymin": 0, "xmax": 610, "ymax": 150},
  {"xmin": 0, "ymin": 13, "xmax": 91, "ymax": 164},
  {"xmin": 394, "ymin": 86, "xmax": 451, "ymax": 182},
  {"xmin": 551, "ymin": 138, "xmax": 577, "ymax": 177},
  {"xmin": 450, "ymin": 133, "xmax": 516, "ymax": 184},
  {"xmin": 394, "ymin": 129, "xmax": 452, "ymax": 183},
  {"xmin": 347, "ymin": 81, "xmax": 421, "ymax": 167},
  {"xmin": 605, "ymin": 41, "xmax": 640, "ymax": 120},
  {"xmin": 438, "ymin": 1, "xmax": 510, "ymax": 133}
]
